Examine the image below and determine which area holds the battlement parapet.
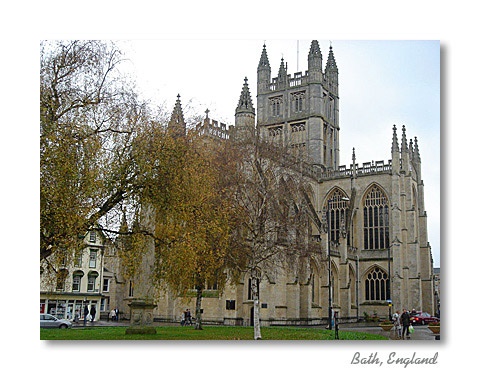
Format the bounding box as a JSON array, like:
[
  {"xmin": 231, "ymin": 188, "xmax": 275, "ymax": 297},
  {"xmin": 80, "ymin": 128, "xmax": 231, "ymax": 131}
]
[
  {"xmin": 197, "ymin": 119, "xmax": 230, "ymax": 140},
  {"xmin": 269, "ymin": 71, "xmax": 309, "ymax": 91},
  {"xmin": 302, "ymin": 160, "xmax": 392, "ymax": 181}
]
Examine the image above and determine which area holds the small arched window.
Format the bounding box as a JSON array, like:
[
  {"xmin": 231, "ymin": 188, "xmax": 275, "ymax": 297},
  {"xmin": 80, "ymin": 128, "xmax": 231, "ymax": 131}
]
[
  {"xmin": 72, "ymin": 270, "xmax": 84, "ymax": 292},
  {"xmin": 365, "ymin": 267, "xmax": 389, "ymax": 301}
]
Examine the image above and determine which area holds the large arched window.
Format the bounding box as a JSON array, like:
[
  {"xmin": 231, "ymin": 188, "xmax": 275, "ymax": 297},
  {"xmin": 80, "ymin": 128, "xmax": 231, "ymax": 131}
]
[
  {"xmin": 324, "ymin": 188, "xmax": 349, "ymax": 242},
  {"xmin": 363, "ymin": 185, "xmax": 389, "ymax": 249},
  {"xmin": 365, "ymin": 267, "xmax": 389, "ymax": 301}
]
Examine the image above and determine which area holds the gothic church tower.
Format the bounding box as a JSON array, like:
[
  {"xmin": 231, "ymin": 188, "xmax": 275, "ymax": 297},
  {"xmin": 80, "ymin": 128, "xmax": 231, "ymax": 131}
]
[{"xmin": 256, "ymin": 41, "xmax": 340, "ymax": 169}]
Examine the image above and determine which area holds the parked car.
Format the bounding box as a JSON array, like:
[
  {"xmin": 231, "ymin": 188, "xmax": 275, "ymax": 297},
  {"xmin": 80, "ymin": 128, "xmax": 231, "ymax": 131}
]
[
  {"xmin": 40, "ymin": 313, "xmax": 72, "ymax": 329},
  {"xmin": 409, "ymin": 311, "xmax": 439, "ymax": 325}
]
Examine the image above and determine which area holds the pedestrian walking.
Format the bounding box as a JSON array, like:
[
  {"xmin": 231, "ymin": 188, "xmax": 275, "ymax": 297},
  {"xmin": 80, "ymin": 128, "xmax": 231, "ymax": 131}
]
[
  {"xmin": 186, "ymin": 309, "xmax": 192, "ymax": 325},
  {"xmin": 180, "ymin": 311, "xmax": 186, "ymax": 326},
  {"xmin": 400, "ymin": 308, "xmax": 411, "ymax": 339},
  {"xmin": 109, "ymin": 309, "xmax": 116, "ymax": 322},
  {"xmin": 392, "ymin": 310, "xmax": 401, "ymax": 339},
  {"xmin": 392, "ymin": 310, "xmax": 402, "ymax": 339},
  {"xmin": 83, "ymin": 305, "xmax": 89, "ymax": 326},
  {"xmin": 90, "ymin": 304, "xmax": 96, "ymax": 322}
]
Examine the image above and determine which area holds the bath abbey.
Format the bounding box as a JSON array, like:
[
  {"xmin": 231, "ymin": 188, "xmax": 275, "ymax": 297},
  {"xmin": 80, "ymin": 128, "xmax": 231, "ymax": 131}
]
[{"xmin": 40, "ymin": 40, "xmax": 436, "ymax": 326}]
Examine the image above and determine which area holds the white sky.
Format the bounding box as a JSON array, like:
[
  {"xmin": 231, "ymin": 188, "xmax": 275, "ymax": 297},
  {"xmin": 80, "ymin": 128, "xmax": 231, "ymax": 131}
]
[{"xmin": 118, "ymin": 39, "xmax": 441, "ymax": 267}]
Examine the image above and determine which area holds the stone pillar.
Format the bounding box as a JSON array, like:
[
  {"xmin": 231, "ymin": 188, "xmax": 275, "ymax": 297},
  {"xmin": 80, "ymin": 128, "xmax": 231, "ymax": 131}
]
[
  {"xmin": 126, "ymin": 204, "xmax": 157, "ymax": 335},
  {"xmin": 126, "ymin": 299, "xmax": 157, "ymax": 335}
]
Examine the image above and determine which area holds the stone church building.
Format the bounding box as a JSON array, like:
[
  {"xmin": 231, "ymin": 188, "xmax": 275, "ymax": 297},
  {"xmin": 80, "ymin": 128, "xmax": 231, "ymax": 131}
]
[
  {"xmin": 40, "ymin": 40, "xmax": 435, "ymax": 326},
  {"xmin": 149, "ymin": 40, "xmax": 435, "ymax": 325}
]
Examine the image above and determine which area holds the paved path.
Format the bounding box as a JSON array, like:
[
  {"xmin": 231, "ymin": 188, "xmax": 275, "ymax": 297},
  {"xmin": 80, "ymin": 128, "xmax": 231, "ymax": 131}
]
[{"xmin": 339, "ymin": 324, "xmax": 440, "ymax": 340}]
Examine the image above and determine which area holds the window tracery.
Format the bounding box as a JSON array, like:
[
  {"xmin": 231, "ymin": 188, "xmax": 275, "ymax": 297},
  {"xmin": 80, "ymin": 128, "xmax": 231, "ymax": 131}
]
[
  {"xmin": 365, "ymin": 266, "xmax": 389, "ymax": 301},
  {"xmin": 363, "ymin": 185, "xmax": 389, "ymax": 250},
  {"xmin": 269, "ymin": 96, "xmax": 283, "ymax": 116},
  {"xmin": 324, "ymin": 189, "xmax": 349, "ymax": 242}
]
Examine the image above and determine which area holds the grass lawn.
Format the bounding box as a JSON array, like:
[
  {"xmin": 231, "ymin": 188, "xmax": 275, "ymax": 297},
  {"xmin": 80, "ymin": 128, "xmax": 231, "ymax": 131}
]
[{"xmin": 40, "ymin": 325, "xmax": 387, "ymax": 340}]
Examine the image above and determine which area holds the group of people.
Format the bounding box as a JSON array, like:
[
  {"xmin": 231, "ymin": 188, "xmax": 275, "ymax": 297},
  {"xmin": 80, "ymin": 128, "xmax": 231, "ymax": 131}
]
[
  {"xmin": 180, "ymin": 309, "xmax": 193, "ymax": 326},
  {"xmin": 392, "ymin": 308, "xmax": 414, "ymax": 339},
  {"xmin": 78, "ymin": 304, "xmax": 97, "ymax": 326}
]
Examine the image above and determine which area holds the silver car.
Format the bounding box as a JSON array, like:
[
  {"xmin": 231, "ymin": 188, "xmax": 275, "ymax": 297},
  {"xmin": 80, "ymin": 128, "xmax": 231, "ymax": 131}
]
[{"xmin": 40, "ymin": 313, "xmax": 72, "ymax": 329}]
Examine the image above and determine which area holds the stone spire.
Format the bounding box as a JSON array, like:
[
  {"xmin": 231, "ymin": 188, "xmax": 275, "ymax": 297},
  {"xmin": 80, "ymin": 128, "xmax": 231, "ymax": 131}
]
[
  {"xmin": 325, "ymin": 44, "xmax": 338, "ymax": 93},
  {"xmin": 401, "ymin": 125, "xmax": 408, "ymax": 152},
  {"xmin": 257, "ymin": 43, "xmax": 271, "ymax": 94},
  {"xmin": 325, "ymin": 44, "xmax": 338, "ymax": 73},
  {"xmin": 413, "ymin": 136, "xmax": 421, "ymax": 162},
  {"xmin": 308, "ymin": 40, "xmax": 323, "ymax": 83},
  {"xmin": 351, "ymin": 147, "xmax": 357, "ymax": 178},
  {"xmin": 308, "ymin": 40, "xmax": 323, "ymax": 71},
  {"xmin": 258, "ymin": 43, "xmax": 270, "ymax": 70},
  {"xmin": 277, "ymin": 57, "xmax": 288, "ymax": 88},
  {"xmin": 236, "ymin": 77, "xmax": 255, "ymax": 114},
  {"xmin": 234, "ymin": 77, "xmax": 256, "ymax": 141},
  {"xmin": 391, "ymin": 125, "xmax": 399, "ymax": 153},
  {"xmin": 167, "ymin": 94, "xmax": 186, "ymax": 138},
  {"xmin": 391, "ymin": 125, "xmax": 401, "ymax": 172},
  {"xmin": 400, "ymin": 125, "xmax": 410, "ymax": 171}
]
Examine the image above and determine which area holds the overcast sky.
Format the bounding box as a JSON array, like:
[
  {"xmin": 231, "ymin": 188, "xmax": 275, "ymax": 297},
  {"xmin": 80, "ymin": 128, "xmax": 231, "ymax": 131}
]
[{"xmin": 118, "ymin": 39, "xmax": 441, "ymax": 267}]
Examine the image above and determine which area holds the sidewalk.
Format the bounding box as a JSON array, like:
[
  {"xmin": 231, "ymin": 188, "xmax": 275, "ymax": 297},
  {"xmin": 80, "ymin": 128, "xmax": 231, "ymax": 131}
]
[{"xmin": 339, "ymin": 324, "xmax": 440, "ymax": 340}]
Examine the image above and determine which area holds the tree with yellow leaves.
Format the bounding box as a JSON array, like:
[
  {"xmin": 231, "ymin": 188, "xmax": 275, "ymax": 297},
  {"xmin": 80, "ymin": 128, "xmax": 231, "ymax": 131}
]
[{"xmin": 40, "ymin": 40, "xmax": 146, "ymax": 268}]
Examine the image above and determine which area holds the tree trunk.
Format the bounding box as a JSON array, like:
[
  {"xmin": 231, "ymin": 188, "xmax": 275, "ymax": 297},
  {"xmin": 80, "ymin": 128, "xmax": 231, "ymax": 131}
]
[
  {"xmin": 252, "ymin": 276, "xmax": 262, "ymax": 340},
  {"xmin": 195, "ymin": 286, "xmax": 203, "ymax": 330}
]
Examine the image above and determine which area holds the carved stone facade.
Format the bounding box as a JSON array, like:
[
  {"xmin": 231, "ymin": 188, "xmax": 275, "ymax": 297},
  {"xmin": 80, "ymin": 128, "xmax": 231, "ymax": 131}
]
[{"xmin": 150, "ymin": 41, "xmax": 435, "ymax": 325}]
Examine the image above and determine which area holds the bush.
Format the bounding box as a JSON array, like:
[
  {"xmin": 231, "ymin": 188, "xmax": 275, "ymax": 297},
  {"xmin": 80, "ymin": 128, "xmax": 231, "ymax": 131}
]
[{"xmin": 379, "ymin": 320, "xmax": 393, "ymax": 325}]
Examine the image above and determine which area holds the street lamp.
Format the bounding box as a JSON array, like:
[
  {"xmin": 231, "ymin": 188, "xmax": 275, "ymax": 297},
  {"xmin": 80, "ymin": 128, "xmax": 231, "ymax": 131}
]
[
  {"xmin": 387, "ymin": 241, "xmax": 400, "ymax": 320},
  {"xmin": 325, "ymin": 196, "xmax": 349, "ymax": 329}
]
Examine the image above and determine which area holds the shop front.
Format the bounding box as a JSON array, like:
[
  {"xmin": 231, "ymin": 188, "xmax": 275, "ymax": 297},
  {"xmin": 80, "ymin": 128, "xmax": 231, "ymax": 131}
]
[{"xmin": 40, "ymin": 293, "xmax": 102, "ymax": 321}]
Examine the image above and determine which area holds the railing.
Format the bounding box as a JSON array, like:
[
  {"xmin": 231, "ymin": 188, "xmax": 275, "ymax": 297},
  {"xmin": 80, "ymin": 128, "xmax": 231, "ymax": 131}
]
[
  {"xmin": 197, "ymin": 119, "xmax": 230, "ymax": 140},
  {"xmin": 301, "ymin": 160, "xmax": 392, "ymax": 181},
  {"xmin": 269, "ymin": 72, "xmax": 308, "ymax": 91}
]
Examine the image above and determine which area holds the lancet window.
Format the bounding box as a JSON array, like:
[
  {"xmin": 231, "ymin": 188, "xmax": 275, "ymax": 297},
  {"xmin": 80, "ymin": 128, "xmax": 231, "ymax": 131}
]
[
  {"xmin": 292, "ymin": 91, "xmax": 305, "ymax": 112},
  {"xmin": 363, "ymin": 185, "xmax": 389, "ymax": 250},
  {"xmin": 270, "ymin": 96, "xmax": 283, "ymax": 117},
  {"xmin": 324, "ymin": 189, "xmax": 349, "ymax": 242}
]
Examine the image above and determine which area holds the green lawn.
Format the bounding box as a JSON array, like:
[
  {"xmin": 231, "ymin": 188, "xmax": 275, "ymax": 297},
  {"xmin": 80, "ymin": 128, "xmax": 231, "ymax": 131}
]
[{"xmin": 40, "ymin": 325, "xmax": 387, "ymax": 340}]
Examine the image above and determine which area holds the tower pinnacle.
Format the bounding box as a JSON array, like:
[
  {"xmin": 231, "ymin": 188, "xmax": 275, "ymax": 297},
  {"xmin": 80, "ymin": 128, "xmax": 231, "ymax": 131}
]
[
  {"xmin": 325, "ymin": 45, "xmax": 338, "ymax": 73},
  {"xmin": 414, "ymin": 136, "xmax": 421, "ymax": 162},
  {"xmin": 168, "ymin": 94, "xmax": 186, "ymax": 138},
  {"xmin": 308, "ymin": 40, "xmax": 323, "ymax": 83},
  {"xmin": 234, "ymin": 77, "xmax": 256, "ymax": 141},
  {"xmin": 391, "ymin": 125, "xmax": 399, "ymax": 153},
  {"xmin": 236, "ymin": 77, "xmax": 255, "ymax": 114},
  {"xmin": 257, "ymin": 43, "xmax": 271, "ymax": 94},
  {"xmin": 308, "ymin": 40, "xmax": 323, "ymax": 71},
  {"xmin": 258, "ymin": 43, "xmax": 270, "ymax": 69}
]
